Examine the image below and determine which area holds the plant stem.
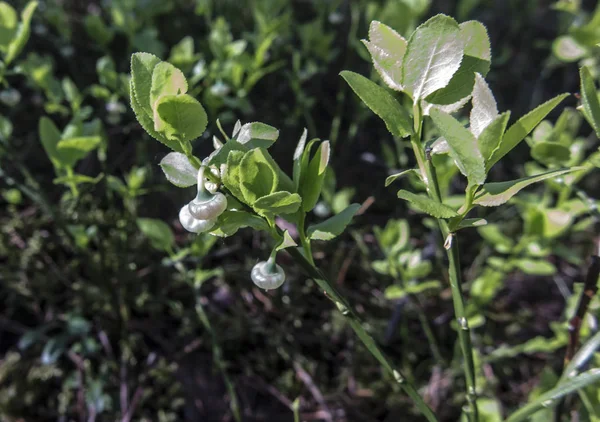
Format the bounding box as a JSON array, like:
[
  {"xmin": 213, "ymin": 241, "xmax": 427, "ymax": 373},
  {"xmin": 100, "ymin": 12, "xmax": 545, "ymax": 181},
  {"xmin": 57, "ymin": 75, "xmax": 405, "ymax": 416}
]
[
  {"xmin": 412, "ymin": 113, "xmax": 479, "ymax": 421},
  {"xmin": 286, "ymin": 246, "xmax": 438, "ymax": 422}
]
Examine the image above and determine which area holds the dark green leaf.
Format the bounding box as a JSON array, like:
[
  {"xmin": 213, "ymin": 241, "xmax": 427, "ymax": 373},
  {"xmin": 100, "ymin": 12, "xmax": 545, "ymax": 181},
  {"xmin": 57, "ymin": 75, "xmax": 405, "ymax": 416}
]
[
  {"xmin": 136, "ymin": 218, "xmax": 175, "ymax": 252},
  {"xmin": 430, "ymin": 109, "xmax": 485, "ymax": 185},
  {"xmin": 580, "ymin": 66, "xmax": 600, "ymax": 137},
  {"xmin": 307, "ymin": 203, "xmax": 361, "ymax": 241},
  {"xmin": 397, "ymin": 190, "xmax": 458, "ymax": 218},
  {"xmin": 474, "ymin": 168, "xmax": 578, "ymax": 207},
  {"xmin": 341, "ymin": 71, "xmax": 412, "ymax": 138},
  {"xmin": 488, "ymin": 93, "xmax": 569, "ymax": 169}
]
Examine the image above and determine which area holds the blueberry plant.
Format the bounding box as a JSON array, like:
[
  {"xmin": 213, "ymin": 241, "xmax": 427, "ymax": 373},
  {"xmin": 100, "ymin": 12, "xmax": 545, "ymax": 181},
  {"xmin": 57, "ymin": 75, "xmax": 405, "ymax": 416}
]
[
  {"xmin": 342, "ymin": 14, "xmax": 600, "ymax": 422},
  {"xmin": 128, "ymin": 11, "xmax": 600, "ymax": 421}
]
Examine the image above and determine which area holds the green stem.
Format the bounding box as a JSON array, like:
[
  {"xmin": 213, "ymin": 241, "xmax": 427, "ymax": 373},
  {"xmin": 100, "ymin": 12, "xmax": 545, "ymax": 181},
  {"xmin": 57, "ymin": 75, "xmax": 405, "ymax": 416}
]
[
  {"xmin": 286, "ymin": 247, "xmax": 438, "ymax": 422},
  {"xmin": 65, "ymin": 166, "xmax": 79, "ymax": 197},
  {"xmin": 411, "ymin": 112, "xmax": 479, "ymax": 421}
]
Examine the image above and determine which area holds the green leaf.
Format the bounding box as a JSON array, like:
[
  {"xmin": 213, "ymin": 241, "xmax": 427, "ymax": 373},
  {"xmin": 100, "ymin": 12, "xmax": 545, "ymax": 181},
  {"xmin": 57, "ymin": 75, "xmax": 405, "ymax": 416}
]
[
  {"xmin": 207, "ymin": 139, "xmax": 249, "ymax": 167},
  {"xmin": 221, "ymin": 150, "xmax": 245, "ymax": 202},
  {"xmin": 505, "ymin": 369, "xmax": 600, "ymax": 422},
  {"xmin": 473, "ymin": 168, "xmax": 578, "ymax": 207},
  {"xmin": 531, "ymin": 142, "xmax": 571, "ymax": 166},
  {"xmin": 149, "ymin": 61, "xmax": 188, "ymax": 111},
  {"xmin": 362, "ymin": 20, "xmax": 407, "ymax": 91},
  {"xmin": 130, "ymin": 79, "xmax": 180, "ymax": 152},
  {"xmin": 478, "ymin": 112, "xmax": 511, "ymax": 166},
  {"xmin": 430, "ymin": 109, "xmax": 486, "ymax": 185},
  {"xmin": 553, "ymin": 36, "xmax": 587, "ymax": 63},
  {"xmin": 385, "ymin": 169, "xmax": 419, "ymax": 187},
  {"xmin": 235, "ymin": 122, "xmax": 279, "ymax": 149},
  {"xmin": 453, "ymin": 218, "xmax": 487, "ymax": 231},
  {"xmin": 470, "ymin": 73, "xmax": 498, "ymax": 137},
  {"xmin": 402, "ymin": 14, "xmax": 464, "ymax": 102},
  {"xmin": 154, "ymin": 94, "xmax": 207, "ymax": 143},
  {"xmin": 253, "ymin": 191, "xmax": 302, "ymax": 216},
  {"xmin": 57, "ymin": 136, "xmax": 102, "ymax": 154},
  {"xmin": 0, "ymin": 2, "xmax": 18, "ymax": 50},
  {"xmin": 580, "ymin": 66, "xmax": 600, "ymax": 137},
  {"xmin": 211, "ymin": 210, "xmax": 268, "ymax": 237},
  {"xmin": 513, "ymin": 258, "xmax": 556, "ymax": 276},
  {"xmin": 384, "ymin": 280, "xmax": 441, "ymax": 300},
  {"xmin": 53, "ymin": 173, "xmax": 103, "ymax": 185},
  {"xmin": 136, "ymin": 218, "xmax": 175, "ymax": 252},
  {"xmin": 397, "ymin": 190, "xmax": 458, "ymax": 218},
  {"xmin": 307, "ymin": 203, "xmax": 361, "ymax": 241},
  {"xmin": 4, "ymin": 1, "xmax": 37, "ymax": 65},
  {"xmin": 159, "ymin": 152, "xmax": 197, "ymax": 187},
  {"xmin": 340, "ymin": 71, "xmax": 412, "ymax": 138},
  {"xmin": 130, "ymin": 52, "xmax": 161, "ymax": 116},
  {"xmin": 561, "ymin": 331, "xmax": 600, "ymax": 382},
  {"xmin": 293, "ymin": 128, "xmax": 308, "ymax": 190},
  {"xmin": 299, "ymin": 141, "xmax": 330, "ymax": 212},
  {"xmin": 275, "ymin": 230, "xmax": 297, "ymax": 251},
  {"xmin": 488, "ymin": 93, "xmax": 569, "ymax": 169},
  {"xmin": 424, "ymin": 21, "xmax": 491, "ymax": 112},
  {"xmin": 239, "ymin": 148, "xmax": 279, "ymax": 204},
  {"xmin": 39, "ymin": 117, "xmax": 68, "ymax": 168}
]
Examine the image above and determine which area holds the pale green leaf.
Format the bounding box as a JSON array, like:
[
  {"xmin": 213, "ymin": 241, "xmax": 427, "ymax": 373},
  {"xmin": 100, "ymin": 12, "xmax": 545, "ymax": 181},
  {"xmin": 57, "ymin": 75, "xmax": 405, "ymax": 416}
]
[
  {"xmin": 4, "ymin": 1, "xmax": 37, "ymax": 65},
  {"xmin": 474, "ymin": 168, "xmax": 578, "ymax": 207},
  {"xmin": 402, "ymin": 14, "xmax": 463, "ymax": 102},
  {"xmin": 488, "ymin": 93, "xmax": 569, "ymax": 169},
  {"xmin": 0, "ymin": 2, "xmax": 18, "ymax": 49},
  {"xmin": 154, "ymin": 94, "xmax": 207, "ymax": 143},
  {"xmin": 239, "ymin": 148, "xmax": 279, "ymax": 204},
  {"xmin": 149, "ymin": 61, "xmax": 188, "ymax": 111},
  {"xmin": 470, "ymin": 73, "xmax": 498, "ymax": 137},
  {"xmin": 53, "ymin": 173, "xmax": 103, "ymax": 185},
  {"xmin": 580, "ymin": 66, "xmax": 600, "ymax": 137},
  {"xmin": 307, "ymin": 203, "xmax": 361, "ymax": 241},
  {"xmin": 430, "ymin": 108, "xmax": 486, "ymax": 185},
  {"xmin": 130, "ymin": 52, "xmax": 161, "ymax": 116},
  {"xmin": 159, "ymin": 152, "xmax": 197, "ymax": 187},
  {"xmin": 129, "ymin": 79, "xmax": 181, "ymax": 152},
  {"xmin": 341, "ymin": 71, "xmax": 412, "ymax": 138},
  {"xmin": 424, "ymin": 20, "xmax": 491, "ymax": 112},
  {"xmin": 253, "ymin": 191, "xmax": 302, "ymax": 216},
  {"xmin": 136, "ymin": 218, "xmax": 175, "ymax": 252},
  {"xmin": 553, "ymin": 36, "xmax": 587, "ymax": 63},
  {"xmin": 235, "ymin": 122, "xmax": 279, "ymax": 149},
  {"xmin": 57, "ymin": 136, "xmax": 102, "ymax": 153},
  {"xmin": 384, "ymin": 280, "xmax": 441, "ymax": 300},
  {"xmin": 276, "ymin": 230, "xmax": 297, "ymax": 251},
  {"xmin": 363, "ymin": 20, "xmax": 407, "ymax": 91},
  {"xmin": 222, "ymin": 150, "xmax": 245, "ymax": 201},
  {"xmin": 397, "ymin": 190, "xmax": 458, "ymax": 218}
]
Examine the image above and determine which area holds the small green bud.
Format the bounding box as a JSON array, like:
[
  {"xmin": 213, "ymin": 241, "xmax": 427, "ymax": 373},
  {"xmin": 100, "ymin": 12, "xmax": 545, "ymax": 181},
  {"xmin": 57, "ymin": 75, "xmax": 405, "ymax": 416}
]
[{"xmin": 251, "ymin": 258, "xmax": 286, "ymax": 290}]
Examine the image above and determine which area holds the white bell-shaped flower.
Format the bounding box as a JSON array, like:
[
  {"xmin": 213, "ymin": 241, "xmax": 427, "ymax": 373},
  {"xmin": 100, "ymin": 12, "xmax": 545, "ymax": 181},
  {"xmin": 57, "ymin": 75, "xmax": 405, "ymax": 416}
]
[
  {"xmin": 179, "ymin": 204, "xmax": 216, "ymax": 233},
  {"xmin": 188, "ymin": 166, "xmax": 227, "ymax": 220},
  {"xmin": 251, "ymin": 258, "xmax": 286, "ymax": 290}
]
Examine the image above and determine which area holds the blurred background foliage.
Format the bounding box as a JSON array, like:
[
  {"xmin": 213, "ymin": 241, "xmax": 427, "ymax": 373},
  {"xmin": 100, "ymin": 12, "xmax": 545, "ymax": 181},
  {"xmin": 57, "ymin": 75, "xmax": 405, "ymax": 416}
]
[{"xmin": 1, "ymin": 0, "xmax": 600, "ymax": 421}]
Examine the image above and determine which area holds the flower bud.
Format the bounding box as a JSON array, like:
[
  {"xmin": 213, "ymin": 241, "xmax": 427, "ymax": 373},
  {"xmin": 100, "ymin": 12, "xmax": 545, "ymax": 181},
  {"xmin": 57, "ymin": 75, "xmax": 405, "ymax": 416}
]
[
  {"xmin": 251, "ymin": 259, "xmax": 286, "ymax": 290},
  {"xmin": 179, "ymin": 204, "xmax": 216, "ymax": 233}
]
